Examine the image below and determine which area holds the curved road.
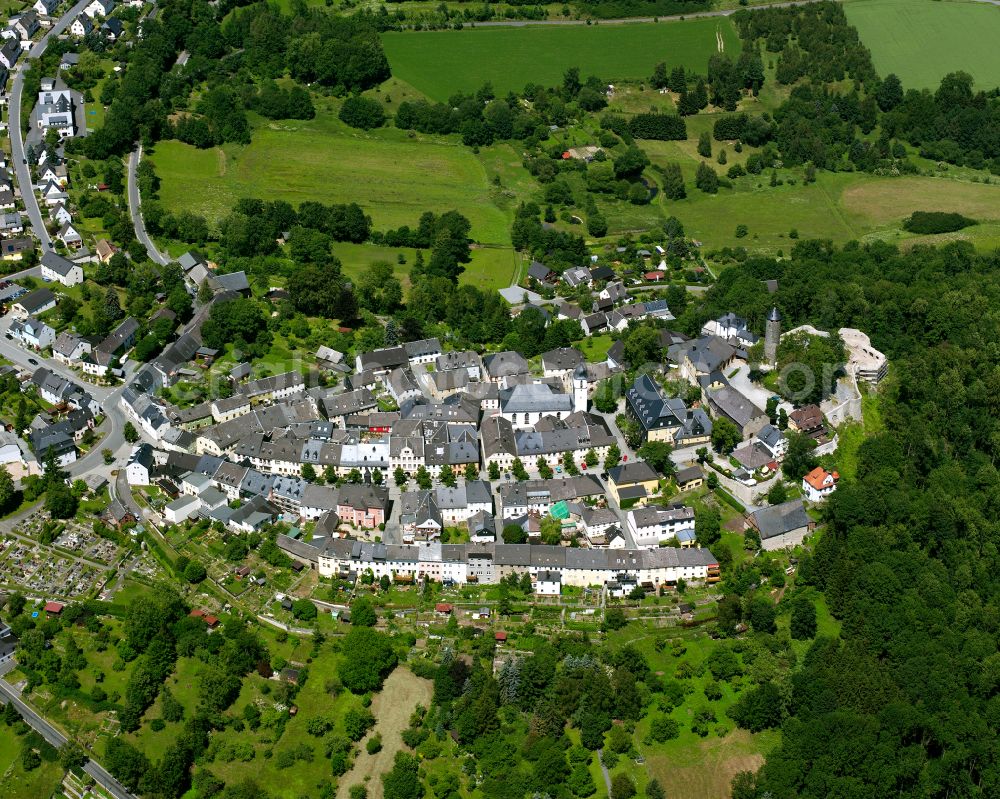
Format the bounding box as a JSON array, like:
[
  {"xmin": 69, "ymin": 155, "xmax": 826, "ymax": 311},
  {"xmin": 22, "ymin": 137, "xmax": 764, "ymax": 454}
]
[
  {"xmin": 128, "ymin": 145, "xmax": 169, "ymax": 265},
  {"xmin": 9, "ymin": 0, "xmax": 92, "ymax": 252}
]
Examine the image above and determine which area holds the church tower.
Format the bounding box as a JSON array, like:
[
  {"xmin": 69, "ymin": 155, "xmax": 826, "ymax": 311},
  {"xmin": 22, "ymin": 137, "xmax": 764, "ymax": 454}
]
[
  {"xmin": 765, "ymin": 307, "xmax": 782, "ymax": 368},
  {"xmin": 573, "ymin": 363, "xmax": 589, "ymax": 413}
]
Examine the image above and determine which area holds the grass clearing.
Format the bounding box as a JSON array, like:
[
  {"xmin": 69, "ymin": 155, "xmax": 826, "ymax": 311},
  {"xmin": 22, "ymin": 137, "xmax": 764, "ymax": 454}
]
[
  {"xmin": 148, "ymin": 107, "xmax": 511, "ymax": 245},
  {"xmin": 643, "ymin": 728, "xmax": 776, "ymax": 799},
  {"xmin": 382, "ymin": 18, "xmax": 740, "ymax": 100},
  {"xmin": 336, "ymin": 668, "xmax": 433, "ymax": 799},
  {"xmin": 845, "ymin": 0, "xmax": 1000, "ymax": 90}
]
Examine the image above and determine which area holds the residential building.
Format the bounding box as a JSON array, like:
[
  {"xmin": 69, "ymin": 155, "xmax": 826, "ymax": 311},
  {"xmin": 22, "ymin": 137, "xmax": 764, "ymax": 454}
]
[
  {"xmin": 336, "ymin": 484, "xmax": 390, "ymax": 529},
  {"xmin": 9, "ymin": 316, "xmax": 55, "ymax": 349},
  {"xmin": 57, "ymin": 222, "xmax": 82, "ymax": 248},
  {"xmin": 625, "ymin": 374, "xmax": 712, "ymax": 446},
  {"xmin": 0, "ymin": 237, "xmax": 32, "ymax": 260},
  {"xmin": 52, "ymin": 331, "xmax": 90, "ymax": 364},
  {"xmin": 37, "ymin": 78, "xmax": 75, "ymax": 137},
  {"xmin": 11, "ymin": 287, "xmax": 56, "ymax": 318},
  {"xmin": 607, "ymin": 461, "xmax": 660, "ymax": 506},
  {"xmin": 34, "ymin": 0, "xmax": 60, "ymax": 16},
  {"xmin": 627, "ymin": 504, "xmax": 695, "ymax": 548},
  {"xmin": 748, "ymin": 499, "xmax": 813, "ymax": 551},
  {"xmin": 309, "ymin": 538, "xmax": 719, "ymax": 590},
  {"xmin": 802, "ymin": 466, "xmax": 838, "ymax": 502},
  {"xmin": 40, "ymin": 251, "xmax": 84, "ymax": 286},
  {"xmin": 12, "ymin": 10, "xmax": 40, "ymax": 39},
  {"xmin": 535, "ymin": 570, "xmax": 561, "ymax": 596},
  {"xmin": 126, "ymin": 443, "xmax": 154, "ymax": 485},
  {"xmin": 83, "ymin": 0, "xmax": 114, "ymax": 17}
]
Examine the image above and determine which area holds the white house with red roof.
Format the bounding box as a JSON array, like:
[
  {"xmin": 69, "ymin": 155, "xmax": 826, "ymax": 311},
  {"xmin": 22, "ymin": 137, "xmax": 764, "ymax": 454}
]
[{"xmin": 802, "ymin": 466, "xmax": 838, "ymax": 502}]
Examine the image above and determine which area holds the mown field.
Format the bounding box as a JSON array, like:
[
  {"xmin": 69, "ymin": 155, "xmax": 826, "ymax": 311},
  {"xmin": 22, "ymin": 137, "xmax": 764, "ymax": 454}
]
[
  {"xmin": 845, "ymin": 0, "xmax": 1000, "ymax": 90},
  {"xmin": 382, "ymin": 18, "xmax": 740, "ymax": 100},
  {"xmin": 147, "ymin": 105, "xmax": 511, "ymax": 246}
]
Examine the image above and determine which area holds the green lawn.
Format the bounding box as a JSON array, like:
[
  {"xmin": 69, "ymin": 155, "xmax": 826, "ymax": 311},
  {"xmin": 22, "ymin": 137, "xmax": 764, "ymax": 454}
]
[
  {"xmin": 382, "ymin": 18, "xmax": 740, "ymax": 100},
  {"xmin": 845, "ymin": 0, "xmax": 1000, "ymax": 90},
  {"xmin": 148, "ymin": 107, "xmax": 511, "ymax": 245}
]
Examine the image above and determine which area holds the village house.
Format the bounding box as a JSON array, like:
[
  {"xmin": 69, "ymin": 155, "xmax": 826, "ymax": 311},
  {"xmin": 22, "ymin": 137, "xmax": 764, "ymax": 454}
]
[
  {"xmin": 625, "ymin": 374, "xmax": 712, "ymax": 446},
  {"xmin": 12, "ymin": 287, "xmax": 56, "ymax": 318},
  {"xmin": 747, "ymin": 499, "xmax": 814, "ymax": 551},
  {"xmin": 9, "ymin": 316, "xmax": 55, "ymax": 349},
  {"xmin": 802, "ymin": 466, "xmax": 838, "ymax": 502},
  {"xmin": 40, "ymin": 251, "xmax": 84, "ymax": 286},
  {"xmin": 627, "ymin": 504, "xmax": 695, "ymax": 548},
  {"xmin": 607, "ymin": 461, "xmax": 660, "ymax": 506}
]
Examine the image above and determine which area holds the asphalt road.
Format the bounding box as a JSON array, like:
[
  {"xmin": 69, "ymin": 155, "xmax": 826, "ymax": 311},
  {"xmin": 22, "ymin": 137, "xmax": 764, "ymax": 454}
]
[
  {"xmin": 0, "ymin": 678, "xmax": 138, "ymax": 799},
  {"xmin": 9, "ymin": 0, "xmax": 92, "ymax": 253},
  {"xmin": 128, "ymin": 145, "xmax": 169, "ymax": 266}
]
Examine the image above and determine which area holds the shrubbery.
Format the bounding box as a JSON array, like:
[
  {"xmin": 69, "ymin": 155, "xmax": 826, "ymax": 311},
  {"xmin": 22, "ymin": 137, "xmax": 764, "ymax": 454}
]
[{"xmin": 903, "ymin": 211, "xmax": 976, "ymax": 234}]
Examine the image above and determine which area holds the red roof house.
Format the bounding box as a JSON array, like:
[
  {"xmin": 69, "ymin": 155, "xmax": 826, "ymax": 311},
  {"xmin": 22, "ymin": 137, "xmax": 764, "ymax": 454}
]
[
  {"xmin": 435, "ymin": 603, "xmax": 453, "ymax": 614},
  {"xmin": 44, "ymin": 601, "xmax": 64, "ymax": 616},
  {"xmin": 494, "ymin": 631, "xmax": 508, "ymax": 642}
]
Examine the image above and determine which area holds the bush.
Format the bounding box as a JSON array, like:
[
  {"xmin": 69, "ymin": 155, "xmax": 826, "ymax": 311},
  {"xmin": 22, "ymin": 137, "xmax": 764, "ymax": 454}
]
[
  {"xmin": 340, "ymin": 96, "xmax": 386, "ymax": 130},
  {"xmin": 345, "ymin": 707, "xmax": 376, "ymax": 741},
  {"xmin": 366, "ymin": 733, "xmax": 383, "ymax": 754},
  {"xmin": 903, "ymin": 211, "xmax": 976, "ymax": 234},
  {"xmin": 649, "ymin": 715, "xmax": 680, "ymax": 742}
]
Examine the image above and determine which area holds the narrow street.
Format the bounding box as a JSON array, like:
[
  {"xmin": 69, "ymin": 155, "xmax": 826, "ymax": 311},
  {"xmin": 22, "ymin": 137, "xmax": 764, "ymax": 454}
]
[
  {"xmin": 0, "ymin": 679, "xmax": 139, "ymax": 799},
  {"xmin": 8, "ymin": 0, "xmax": 92, "ymax": 251}
]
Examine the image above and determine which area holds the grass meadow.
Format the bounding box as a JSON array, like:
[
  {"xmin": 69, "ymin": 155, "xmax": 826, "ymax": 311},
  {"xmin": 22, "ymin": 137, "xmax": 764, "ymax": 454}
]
[
  {"xmin": 845, "ymin": 0, "xmax": 1000, "ymax": 90},
  {"xmin": 642, "ymin": 131, "xmax": 1000, "ymax": 251},
  {"xmin": 147, "ymin": 105, "xmax": 511, "ymax": 246},
  {"xmin": 382, "ymin": 18, "xmax": 740, "ymax": 100}
]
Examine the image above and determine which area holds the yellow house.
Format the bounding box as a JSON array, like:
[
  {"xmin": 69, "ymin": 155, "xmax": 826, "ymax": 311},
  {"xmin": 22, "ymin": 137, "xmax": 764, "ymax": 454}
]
[{"xmin": 607, "ymin": 461, "xmax": 660, "ymax": 506}]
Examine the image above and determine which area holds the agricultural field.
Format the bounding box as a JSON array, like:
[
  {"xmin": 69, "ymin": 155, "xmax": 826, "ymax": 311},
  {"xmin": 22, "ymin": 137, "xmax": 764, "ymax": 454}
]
[
  {"xmin": 845, "ymin": 0, "xmax": 1000, "ymax": 90},
  {"xmin": 147, "ymin": 105, "xmax": 511, "ymax": 246},
  {"xmin": 382, "ymin": 18, "xmax": 740, "ymax": 100}
]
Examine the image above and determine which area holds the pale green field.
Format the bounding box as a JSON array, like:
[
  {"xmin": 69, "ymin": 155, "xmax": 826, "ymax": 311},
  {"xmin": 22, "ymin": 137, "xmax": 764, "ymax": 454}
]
[
  {"xmin": 148, "ymin": 106, "xmax": 512, "ymax": 246},
  {"xmin": 845, "ymin": 0, "xmax": 1000, "ymax": 90}
]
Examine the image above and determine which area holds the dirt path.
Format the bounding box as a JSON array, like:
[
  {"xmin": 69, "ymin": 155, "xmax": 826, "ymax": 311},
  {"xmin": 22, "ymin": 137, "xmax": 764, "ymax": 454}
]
[{"xmin": 337, "ymin": 669, "xmax": 434, "ymax": 799}]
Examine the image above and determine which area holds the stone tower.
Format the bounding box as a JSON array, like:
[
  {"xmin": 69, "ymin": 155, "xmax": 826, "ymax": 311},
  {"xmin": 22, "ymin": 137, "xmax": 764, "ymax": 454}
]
[
  {"xmin": 573, "ymin": 363, "xmax": 589, "ymax": 413},
  {"xmin": 765, "ymin": 307, "xmax": 782, "ymax": 367}
]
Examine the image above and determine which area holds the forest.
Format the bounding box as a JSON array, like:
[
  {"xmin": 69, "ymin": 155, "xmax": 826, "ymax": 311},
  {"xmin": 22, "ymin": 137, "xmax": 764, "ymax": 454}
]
[{"xmin": 669, "ymin": 239, "xmax": 1000, "ymax": 796}]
